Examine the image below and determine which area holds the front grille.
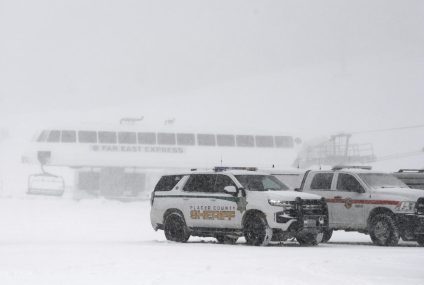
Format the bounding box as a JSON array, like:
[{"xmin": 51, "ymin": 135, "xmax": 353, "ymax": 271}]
[
  {"xmin": 416, "ymin": 198, "xmax": 424, "ymax": 215},
  {"xmin": 301, "ymin": 199, "xmax": 326, "ymax": 216},
  {"xmin": 286, "ymin": 198, "xmax": 327, "ymax": 217}
]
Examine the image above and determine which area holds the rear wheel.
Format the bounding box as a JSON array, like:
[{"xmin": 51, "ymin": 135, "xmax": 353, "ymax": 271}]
[
  {"xmin": 164, "ymin": 213, "xmax": 190, "ymax": 243},
  {"xmin": 216, "ymin": 235, "xmax": 238, "ymax": 244},
  {"xmin": 297, "ymin": 233, "xmax": 319, "ymax": 246},
  {"xmin": 417, "ymin": 235, "xmax": 424, "ymax": 247},
  {"xmin": 244, "ymin": 214, "xmax": 272, "ymax": 246},
  {"xmin": 321, "ymin": 229, "xmax": 333, "ymax": 243},
  {"xmin": 369, "ymin": 214, "xmax": 400, "ymax": 246}
]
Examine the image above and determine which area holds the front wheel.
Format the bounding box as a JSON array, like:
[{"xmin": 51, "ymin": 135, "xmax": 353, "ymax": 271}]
[
  {"xmin": 244, "ymin": 214, "xmax": 272, "ymax": 246},
  {"xmin": 164, "ymin": 213, "xmax": 190, "ymax": 243},
  {"xmin": 417, "ymin": 235, "xmax": 424, "ymax": 247},
  {"xmin": 369, "ymin": 214, "xmax": 400, "ymax": 246},
  {"xmin": 321, "ymin": 229, "xmax": 333, "ymax": 243}
]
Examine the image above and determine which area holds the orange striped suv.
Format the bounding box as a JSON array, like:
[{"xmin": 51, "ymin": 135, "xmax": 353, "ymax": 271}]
[{"xmin": 299, "ymin": 166, "xmax": 424, "ymax": 246}]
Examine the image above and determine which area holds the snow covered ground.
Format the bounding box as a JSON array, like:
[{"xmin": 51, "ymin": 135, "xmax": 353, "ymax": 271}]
[{"xmin": 0, "ymin": 196, "xmax": 423, "ymax": 285}]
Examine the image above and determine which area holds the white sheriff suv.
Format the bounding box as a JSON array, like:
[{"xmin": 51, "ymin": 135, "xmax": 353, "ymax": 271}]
[
  {"xmin": 150, "ymin": 167, "xmax": 328, "ymax": 246},
  {"xmin": 299, "ymin": 166, "xmax": 424, "ymax": 246}
]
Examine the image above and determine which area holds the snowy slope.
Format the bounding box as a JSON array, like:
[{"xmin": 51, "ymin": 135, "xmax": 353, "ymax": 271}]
[{"xmin": 0, "ymin": 197, "xmax": 422, "ymax": 285}]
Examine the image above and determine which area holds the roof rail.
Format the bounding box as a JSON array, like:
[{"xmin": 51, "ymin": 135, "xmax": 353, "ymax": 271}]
[
  {"xmin": 213, "ymin": 166, "xmax": 257, "ymax": 172},
  {"xmin": 332, "ymin": 165, "xmax": 372, "ymax": 171},
  {"xmin": 397, "ymin": 169, "xmax": 424, "ymax": 173}
]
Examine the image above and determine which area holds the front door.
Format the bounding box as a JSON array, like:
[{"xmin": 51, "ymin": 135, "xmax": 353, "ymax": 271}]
[{"xmin": 329, "ymin": 173, "xmax": 366, "ymax": 229}]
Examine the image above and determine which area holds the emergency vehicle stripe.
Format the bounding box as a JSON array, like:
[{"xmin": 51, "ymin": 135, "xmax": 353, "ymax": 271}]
[
  {"xmin": 154, "ymin": 195, "xmax": 238, "ymax": 202},
  {"xmin": 326, "ymin": 198, "xmax": 400, "ymax": 206}
]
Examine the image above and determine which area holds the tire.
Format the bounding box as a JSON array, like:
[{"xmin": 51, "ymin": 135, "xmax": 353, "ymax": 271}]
[
  {"xmin": 164, "ymin": 213, "xmax": 190, "ymax": 243},
  {"xmin": 369, "ymin": 214, "xmax": 400, "ymax": 246},
  {"xmin": 297, "ymin": 233, "xmax": 319, "ymax": 246},
  {"xmin": 244, "ymin": 214, "xmax": 273, "ymax": 246},
  {"xmin": 417, "ymin": 235, "xmax": 424, "ymax": 247},
  {"xmin": 321, "ymin": 229, "xmax": 333, "ymax": 243},
  {"xmin": 216, "ymin": 235, "xmax": 239, "ymax": 244}
]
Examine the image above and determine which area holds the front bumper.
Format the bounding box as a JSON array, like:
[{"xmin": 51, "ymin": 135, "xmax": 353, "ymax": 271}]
[{"xmin": 396, "ymin": 214, "xmax": 424, "ymax": 240}]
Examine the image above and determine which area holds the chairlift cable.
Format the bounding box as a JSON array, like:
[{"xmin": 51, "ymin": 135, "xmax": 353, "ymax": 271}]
[{"xmin": 351, "ymin": 124, "xmax": 424, "ymax": 135}]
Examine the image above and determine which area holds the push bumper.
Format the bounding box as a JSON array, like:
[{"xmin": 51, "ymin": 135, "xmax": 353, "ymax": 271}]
[{"xmin": 396, "ymin": 214, "xmax": 424, "ymax": 240}]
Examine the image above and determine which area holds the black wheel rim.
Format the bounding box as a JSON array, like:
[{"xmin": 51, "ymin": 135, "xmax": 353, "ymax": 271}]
[
  {"xmin": 374, "ymin": 220, "xmax": 390, "ymax": 243},
  {"xmin": 165, "ymin": 216, "xmax": 185, "ymax": 241},
  {"xmin": 245, "ymin": 217, "xmax": 265, "ymax": 244}
]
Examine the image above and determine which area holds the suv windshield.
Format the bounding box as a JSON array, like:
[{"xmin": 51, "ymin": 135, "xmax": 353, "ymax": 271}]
[
  {"xmin": 358, "ymin": 173, "xmax": 409, "ymax": 189},
  {"xmin": 235, "ymin": 175, "xmax": 289, "ymax": 191}
]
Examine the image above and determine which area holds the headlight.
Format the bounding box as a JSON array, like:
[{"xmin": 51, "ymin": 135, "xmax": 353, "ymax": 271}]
[
  {"xmin": 268, "ymin": 199, "xmax": 294, "ymax": 209},
  {"xmin": 395, "ymin": 201, "xmax": 416, "ymax": 212}
]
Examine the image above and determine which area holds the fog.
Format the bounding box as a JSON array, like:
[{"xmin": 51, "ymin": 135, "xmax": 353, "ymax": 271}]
[
  {"xmin": 1, "ymin": 2, "xmax": 424, "ymax": 284},
  {"xmin": 1, "ymin": 0, "xmax": 423, "ymax": 132}
]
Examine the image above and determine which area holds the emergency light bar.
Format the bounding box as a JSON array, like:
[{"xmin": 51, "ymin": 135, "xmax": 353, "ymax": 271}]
[
  {"xmin": 213, "ymin": 166, "xmax": 258, "ymax": 172},
  {"xmin": 397, "ymin": 169, "xmax": 424, "ymax": 173},
  {"xmin": 332, "ymin": 165, "xmax": 372, "ymax": 171}
]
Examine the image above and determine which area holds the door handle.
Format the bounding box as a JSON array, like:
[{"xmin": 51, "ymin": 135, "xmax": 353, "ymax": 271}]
[
  {"xmin": 210, "ymin": 198, "xmax": 216, "ymax": 201},
  {"xmin": 183, "ymin": 198, "xmax": 189, "ymax": 201},
  {"xmin": 334, "ymin": 196, "xmax": 342, "ymax": 199}
]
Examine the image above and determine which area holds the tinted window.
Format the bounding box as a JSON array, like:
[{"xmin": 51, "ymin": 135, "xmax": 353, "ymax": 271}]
[
  {"xmin": 99, "ymin": 131, "xmax": 117, "ymax": 144},
  {"xmin": 157, "ymin": 133, "xmax": 176, "ymax": 145},
  {"xmin": 37, "ymin": 130, "xmax": 49, "ymax": 142},
  {"xmin": 177, "ymin": 133, "xmax": 195, "ymax": 146},
  {"xmin": 47, "ymin": 130, "xmax": 60, "ymax": 142},
  {"xmin": 61, "ymin": 130, "xmax": 76, "ymax": 143},
  {"xmin": 310, "ymin": 173, "xmax": 334, "ymax": 190},
  {"xmin": 337, "ymin": 174, "xmax": 364, "ymax": 192},
  {"xmin": 197, "ymin": 134, "xmax": 216, "ymax": 146},
  {"xmin": 236, "ymin": 135, "xmax": 254, "ymax": 147},
  {"xmin": 217, "ymin": 134, "xmax": 235, "ymax": 147},
  {"xmin": 183, "ymin": 174, "xmax": 216, "ymax": 192},
  {"xmin": 255, "ymin": 136, "xmax": 274, "ymax": 147},
  {"xmin": 154, "ymin": 175, "xmax": 183, "ymax": 192},
  {"xmin": 118, "ymin": 132, "xmax": 137, "ymax": 144},
  {"xmin": 138, "ymin": 132, "xmax": 156, "ymax": 145},
  {"xmin": 215, "ymin": 175, "xmax": 236, "ymax": 192},
  {"xmin": 275, "ymin": 136, "xmax": 294, "ymax": 148},
  {"xmin": 78, "ymin": 131, "xmax": 97, "ymax": 143},
  {"xmin": 235, "ymin": 175, "xmax": 289, "ymax": 191}
]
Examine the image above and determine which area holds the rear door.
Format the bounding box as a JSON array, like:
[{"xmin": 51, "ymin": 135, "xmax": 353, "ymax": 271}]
[
  {"xmin": 182, "ymin": 174, "xmax": 242, "ymax": 229},
  {"xmin": 181, "ymin": 174, "xmax": 217, "ymax": 228}
]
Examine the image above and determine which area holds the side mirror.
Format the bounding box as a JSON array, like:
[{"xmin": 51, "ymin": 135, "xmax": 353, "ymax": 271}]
[
  {"xmin": 224, "ymin": 186, "xmax": 238, "ymax": 195},
  {"xmin": 294, "ymin": 188, "xmax": 301, "ymax": 192}
]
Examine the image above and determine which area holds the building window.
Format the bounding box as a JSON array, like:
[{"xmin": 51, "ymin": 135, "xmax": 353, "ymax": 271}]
[
  {"xmin": 138, "ymin": 132, "xmax": 156, "ymax": 145},
  {"xmin": 157, "ymin": 133, "xmax": 176, "ymax": 145},
  {"xmin": 236, "ymin": 135, "xmax": 254, "ymax": 147},
  {"xmin": 255, "ymin": 136, "xmax": 274, "ymax": 147},
  {"xmin": 118, "ymin": 132, "xmax": 137, "ymax": 144},
  {"xmin": 61, "ymin": 130, "xmax": 76, "ymax": 143},
  {"xmin": 47, "ymin": 130, "xmax": 60, "ymax": 142},
  {"xmin": 216, "ymin": 134, "xmax": 235, "ymax": 147},
  {"xmin": 98, "ymin": 131, "xmax": 117, "ymax": 144},
  {"xmin": 78, "ymin": 131, "xmax": 97, "ymax": 143},
  {"xmin": 197, "ymin": 134, "xmax": 216, "ymax": 146},
  {"xmin": 177, "ymin": 133, "xmax": 195, "ymax": 146}
]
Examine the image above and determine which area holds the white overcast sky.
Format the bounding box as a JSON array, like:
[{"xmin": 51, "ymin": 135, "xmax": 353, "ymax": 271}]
[{"xmin": 0, "ymin": 0, "xmax": 423, "ymax": 141}]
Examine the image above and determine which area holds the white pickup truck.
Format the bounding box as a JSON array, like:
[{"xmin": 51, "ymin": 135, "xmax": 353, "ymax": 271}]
[{"xmin": 298, "ymin": 166, "xmax": 424, "ymax": 246}]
